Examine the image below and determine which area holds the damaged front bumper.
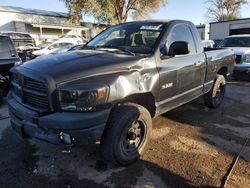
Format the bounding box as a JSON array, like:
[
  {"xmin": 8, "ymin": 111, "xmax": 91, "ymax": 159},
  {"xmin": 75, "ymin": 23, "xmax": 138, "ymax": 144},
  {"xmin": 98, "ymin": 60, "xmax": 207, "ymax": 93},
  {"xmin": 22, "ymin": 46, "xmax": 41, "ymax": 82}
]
[{"xmin": 8, "ymin": 92, "xmax": 111, "ymax": 146}]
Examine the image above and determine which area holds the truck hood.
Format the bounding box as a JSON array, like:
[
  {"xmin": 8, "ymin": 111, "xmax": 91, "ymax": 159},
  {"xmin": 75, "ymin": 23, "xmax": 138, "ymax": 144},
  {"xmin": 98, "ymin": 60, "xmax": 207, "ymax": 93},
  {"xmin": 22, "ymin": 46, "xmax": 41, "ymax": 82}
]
[
  {"xmin": 227, "ymin": 47, "xmax": 250, "ymax": 55},
  {"xmin": 20, "ymin": 50, "xmax": 143, "ymax": 84}
]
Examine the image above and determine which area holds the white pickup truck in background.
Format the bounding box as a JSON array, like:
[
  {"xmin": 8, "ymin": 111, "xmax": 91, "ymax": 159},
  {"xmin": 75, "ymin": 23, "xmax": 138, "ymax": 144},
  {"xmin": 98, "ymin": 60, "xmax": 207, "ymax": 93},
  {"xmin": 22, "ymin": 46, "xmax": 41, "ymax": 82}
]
[{"xmin": 218, "ymin": 35, "xmax": 250, "ymax": 80}]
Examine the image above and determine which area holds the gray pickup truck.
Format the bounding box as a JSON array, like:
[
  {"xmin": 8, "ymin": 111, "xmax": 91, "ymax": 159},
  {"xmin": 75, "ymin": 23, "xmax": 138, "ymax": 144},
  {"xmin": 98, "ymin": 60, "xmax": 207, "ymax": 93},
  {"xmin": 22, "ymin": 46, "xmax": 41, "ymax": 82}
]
[{"xmin": 8, "ymin": 20, "xmax": 235, "ymax": 165}]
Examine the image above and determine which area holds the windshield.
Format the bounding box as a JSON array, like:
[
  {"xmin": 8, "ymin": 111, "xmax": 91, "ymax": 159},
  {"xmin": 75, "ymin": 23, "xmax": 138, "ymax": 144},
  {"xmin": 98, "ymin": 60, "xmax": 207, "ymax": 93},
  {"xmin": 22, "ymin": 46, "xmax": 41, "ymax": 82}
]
[
  {"xmin": 219, "ymin": 37, "xmax": 250, "ymax": 47},
  {"xmin": 86, "ymin": 22, "xmax": 165, "ymax": 54}
]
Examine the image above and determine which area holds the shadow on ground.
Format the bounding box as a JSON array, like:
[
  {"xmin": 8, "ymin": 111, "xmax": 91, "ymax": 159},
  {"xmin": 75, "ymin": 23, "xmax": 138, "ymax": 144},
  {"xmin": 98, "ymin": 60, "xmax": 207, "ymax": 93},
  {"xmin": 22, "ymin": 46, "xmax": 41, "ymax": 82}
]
[
  {"xmin": 163, "ymin": 82, "xmax": 250, "ymax": 161},
  {"xmin": 0, "ymin": 126, "xmax": 217, "ymax": 188}
]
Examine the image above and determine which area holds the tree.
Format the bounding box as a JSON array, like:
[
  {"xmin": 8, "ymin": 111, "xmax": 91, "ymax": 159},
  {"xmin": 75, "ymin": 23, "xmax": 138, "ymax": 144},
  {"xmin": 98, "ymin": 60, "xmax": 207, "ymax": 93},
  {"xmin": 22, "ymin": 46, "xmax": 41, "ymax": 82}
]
[
  {"xmin": 61, "ymin": 0, "xmax": 167, "ymax": 24},
  {"xmin": 206, "ymin": 0, "xmax": 248, "ymax": 22}
]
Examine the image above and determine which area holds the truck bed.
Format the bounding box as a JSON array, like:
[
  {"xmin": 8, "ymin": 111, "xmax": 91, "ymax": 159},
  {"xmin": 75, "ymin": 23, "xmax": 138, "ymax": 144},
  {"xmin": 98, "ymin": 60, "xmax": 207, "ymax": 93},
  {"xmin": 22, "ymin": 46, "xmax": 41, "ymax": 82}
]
[{"xmin": 203, "ymin": 48, "xmax": 235, "ymax": 90}]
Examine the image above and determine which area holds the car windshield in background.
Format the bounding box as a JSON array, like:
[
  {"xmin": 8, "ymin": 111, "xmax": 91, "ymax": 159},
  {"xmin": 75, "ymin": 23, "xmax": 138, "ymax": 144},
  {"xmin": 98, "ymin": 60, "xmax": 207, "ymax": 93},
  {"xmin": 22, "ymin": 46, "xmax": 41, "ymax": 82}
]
[
  {"xmin": 37, "ymin": 42, "xmax": 51, "ymax": 49},
  {"xmin": 219, "ymin": 37, "xmax": 250, "ymax": 47},
  {"xmin": 86, "ymin": 23, "xmax": 165, "ymax": 54}
]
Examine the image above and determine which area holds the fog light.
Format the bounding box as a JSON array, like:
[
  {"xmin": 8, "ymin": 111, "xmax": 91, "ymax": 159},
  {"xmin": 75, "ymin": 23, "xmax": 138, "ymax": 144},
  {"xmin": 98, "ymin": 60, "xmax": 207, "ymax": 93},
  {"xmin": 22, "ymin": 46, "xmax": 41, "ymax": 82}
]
[{"xmin": 59, "ymin": 132, "xmax": 73, "ymax": 145}]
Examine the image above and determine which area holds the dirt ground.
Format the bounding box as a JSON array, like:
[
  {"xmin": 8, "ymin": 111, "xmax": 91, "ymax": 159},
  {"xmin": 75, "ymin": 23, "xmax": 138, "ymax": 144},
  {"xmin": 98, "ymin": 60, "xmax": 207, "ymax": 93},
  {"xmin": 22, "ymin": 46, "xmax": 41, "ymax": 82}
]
[{"xmin": 0, "ymin": 81, "xmax": 249, "ymax": 188}]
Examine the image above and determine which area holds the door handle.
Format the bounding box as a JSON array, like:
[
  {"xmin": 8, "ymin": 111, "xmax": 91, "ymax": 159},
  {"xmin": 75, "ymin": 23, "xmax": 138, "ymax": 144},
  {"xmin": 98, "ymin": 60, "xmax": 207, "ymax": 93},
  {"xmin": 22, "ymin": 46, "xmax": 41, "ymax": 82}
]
[{"xmin": 194, "ymin": 61, "xmax": 203, "ymax": 66}]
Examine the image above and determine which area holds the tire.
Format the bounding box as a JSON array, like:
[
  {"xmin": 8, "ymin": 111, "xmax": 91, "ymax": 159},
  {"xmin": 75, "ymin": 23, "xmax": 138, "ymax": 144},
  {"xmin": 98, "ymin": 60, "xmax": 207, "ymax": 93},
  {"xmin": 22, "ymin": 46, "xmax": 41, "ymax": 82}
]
[
  {"xmin": 100, "ymin": 103, "xmax": 152, "ymax": 166},
  {"xmin": 204, "ymin": 74, "xmax": 226, "ymax": 108}
]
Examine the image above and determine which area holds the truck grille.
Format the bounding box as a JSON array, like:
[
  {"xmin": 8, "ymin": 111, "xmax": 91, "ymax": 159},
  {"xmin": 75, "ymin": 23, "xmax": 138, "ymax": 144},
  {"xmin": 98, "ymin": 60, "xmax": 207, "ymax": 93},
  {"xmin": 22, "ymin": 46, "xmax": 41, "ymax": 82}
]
[
  {"xmin": 235, "ymin": 55, "xmax": 242, "ymax": 64},
  {"xmin": 25, "ymin": 92, "xmax": 48, "ymax": 109},
  {"xmin": 24, "ymin": 76, "xmax": 47, "ymax": 93},
  {"xmin": 12, "ymin": 73, "xmax": 49, "ymax": 111}
]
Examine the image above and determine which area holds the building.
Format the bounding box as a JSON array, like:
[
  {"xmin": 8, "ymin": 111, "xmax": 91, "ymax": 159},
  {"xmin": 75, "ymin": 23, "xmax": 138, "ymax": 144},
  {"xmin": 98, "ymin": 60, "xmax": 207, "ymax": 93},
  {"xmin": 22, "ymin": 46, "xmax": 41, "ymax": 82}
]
[
  {"xmin": 0, "ymin": 5, "xmax": 109, "ymax": 41},
  {"xmin": 196, "ymin": 24, "xmax": 210, "ymax": 40},
  {"xmin": 209, "ymin": 18, "xmax": 250, "ymax": 40},
  {"xmin": 81, "ymin": 22, "xmax": 110, "ymax": 39}
]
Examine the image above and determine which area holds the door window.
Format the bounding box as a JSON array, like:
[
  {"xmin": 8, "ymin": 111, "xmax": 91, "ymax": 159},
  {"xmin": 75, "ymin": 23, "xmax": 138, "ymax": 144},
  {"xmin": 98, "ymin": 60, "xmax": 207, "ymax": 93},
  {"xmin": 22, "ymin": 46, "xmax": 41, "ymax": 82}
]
[
  {"xmin": 167, "ymin": 24, "xmax": 197, "ymax": 54},
  {"xmin": 6, "ymin": 38, "xmax": 16, "ymax": 57}
]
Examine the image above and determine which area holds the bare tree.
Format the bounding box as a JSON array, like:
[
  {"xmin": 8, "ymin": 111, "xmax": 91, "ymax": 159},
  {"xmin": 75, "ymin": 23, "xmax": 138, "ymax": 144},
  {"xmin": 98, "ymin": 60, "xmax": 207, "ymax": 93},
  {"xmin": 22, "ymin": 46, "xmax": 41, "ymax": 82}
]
[
  {"xmin": 206, "ymin": 0, "xmax": 248, "ymax": 22},
  {"xmin": 61, "ymin": 0, "xmax": 167, "ymax": 24}
]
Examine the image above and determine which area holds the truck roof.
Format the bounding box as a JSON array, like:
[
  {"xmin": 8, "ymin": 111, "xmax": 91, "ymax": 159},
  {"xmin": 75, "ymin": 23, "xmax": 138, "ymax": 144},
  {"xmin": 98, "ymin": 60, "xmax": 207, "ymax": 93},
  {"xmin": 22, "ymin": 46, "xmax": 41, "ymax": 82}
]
[
  {"xmin": 119, "ymin": 19, "xmax": 192, "ymax": 25},
  {"xmin": 226, "ymin": 34, "xmax": 250, "ymax": 38}
]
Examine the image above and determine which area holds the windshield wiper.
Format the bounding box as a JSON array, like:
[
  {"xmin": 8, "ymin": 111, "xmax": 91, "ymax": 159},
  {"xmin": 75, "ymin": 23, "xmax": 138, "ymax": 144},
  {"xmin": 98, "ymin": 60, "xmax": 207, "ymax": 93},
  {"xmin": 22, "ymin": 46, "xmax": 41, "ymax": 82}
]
[
  {"xmin": 116, "ymin": 47, "xmax": 135, "ymax": 56},
  {"xmin": 94, "ymin": 45, "xmax": 135, "ymax": 56},
  {"xmin": 85, "ymin": 45, "xmax": 136, "ymax": 56}
]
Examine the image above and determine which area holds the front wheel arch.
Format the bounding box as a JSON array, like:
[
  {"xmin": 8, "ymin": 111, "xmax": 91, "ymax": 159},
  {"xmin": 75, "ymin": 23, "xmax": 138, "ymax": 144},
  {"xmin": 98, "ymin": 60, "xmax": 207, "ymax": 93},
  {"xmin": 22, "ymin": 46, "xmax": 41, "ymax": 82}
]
[{"xmin": 204, "ymin": 74, "xmax": 226, "ymax": 108}]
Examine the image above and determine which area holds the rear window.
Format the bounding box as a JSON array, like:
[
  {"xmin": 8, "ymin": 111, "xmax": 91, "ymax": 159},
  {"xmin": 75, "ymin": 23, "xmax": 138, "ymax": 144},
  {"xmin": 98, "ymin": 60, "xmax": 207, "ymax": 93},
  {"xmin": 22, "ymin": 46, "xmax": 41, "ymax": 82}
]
[{"xmin": 0, "ymin": 37, "xmax": 12, "ymax": 58}]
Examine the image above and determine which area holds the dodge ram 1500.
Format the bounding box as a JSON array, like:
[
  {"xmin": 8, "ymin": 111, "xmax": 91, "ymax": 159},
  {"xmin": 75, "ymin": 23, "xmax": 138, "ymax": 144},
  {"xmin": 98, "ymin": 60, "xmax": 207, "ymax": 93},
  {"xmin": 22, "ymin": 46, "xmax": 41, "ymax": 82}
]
[{"xmin": 8, "ymin": 20, "xmax": 235, "ymax": 165}]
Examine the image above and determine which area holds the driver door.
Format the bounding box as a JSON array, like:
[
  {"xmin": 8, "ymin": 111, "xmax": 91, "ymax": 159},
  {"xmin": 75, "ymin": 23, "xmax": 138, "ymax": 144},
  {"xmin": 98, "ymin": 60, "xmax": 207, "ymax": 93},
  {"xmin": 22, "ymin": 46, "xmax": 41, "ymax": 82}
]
[{"xmin": 158, "ymin": 24, "xmax": 206, "ymax": 112}]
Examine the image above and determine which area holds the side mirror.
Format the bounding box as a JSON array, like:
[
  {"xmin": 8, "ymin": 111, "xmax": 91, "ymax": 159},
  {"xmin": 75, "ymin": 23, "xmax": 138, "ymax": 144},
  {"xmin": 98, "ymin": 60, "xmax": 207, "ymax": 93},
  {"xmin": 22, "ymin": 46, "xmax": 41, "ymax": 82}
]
[{"xmin": 168, "ymin": 41, "xmax": 190, "ymax": 56}]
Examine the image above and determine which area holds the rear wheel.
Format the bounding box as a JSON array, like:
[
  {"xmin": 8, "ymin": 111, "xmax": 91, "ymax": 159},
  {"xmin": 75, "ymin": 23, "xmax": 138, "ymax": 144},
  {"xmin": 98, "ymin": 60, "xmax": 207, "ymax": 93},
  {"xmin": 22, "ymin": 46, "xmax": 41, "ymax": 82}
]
[
  {"xmin": 204, "ymin": 75, "xmax": 226, "ymax": 108},
  {"xmin": 100, "ymin": 103, "xmax": 152, "ymax": 166}
]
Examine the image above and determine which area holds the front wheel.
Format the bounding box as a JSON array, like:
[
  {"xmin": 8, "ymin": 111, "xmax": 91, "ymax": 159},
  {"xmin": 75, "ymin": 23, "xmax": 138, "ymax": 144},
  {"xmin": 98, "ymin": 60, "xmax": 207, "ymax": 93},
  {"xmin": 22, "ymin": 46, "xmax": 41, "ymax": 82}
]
[
  {"xmin": 100, "ymin": 103, "xmax": 152, "ymax": 166},
  {"xmin": 204, "ymin": 74, "xmax": 226, "ymax": 108}
]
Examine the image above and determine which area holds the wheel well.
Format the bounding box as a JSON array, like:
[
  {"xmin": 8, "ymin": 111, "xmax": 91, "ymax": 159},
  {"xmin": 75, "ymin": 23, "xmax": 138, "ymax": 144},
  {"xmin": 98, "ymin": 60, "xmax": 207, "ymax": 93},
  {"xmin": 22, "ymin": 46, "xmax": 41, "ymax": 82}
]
[
  {"xmin": 123, "ymin": 93, "xmax": 156, "ymax": 118},
  {"xmin": 217, "ymin": 67, "xmax": 228, "ymax": 79}
]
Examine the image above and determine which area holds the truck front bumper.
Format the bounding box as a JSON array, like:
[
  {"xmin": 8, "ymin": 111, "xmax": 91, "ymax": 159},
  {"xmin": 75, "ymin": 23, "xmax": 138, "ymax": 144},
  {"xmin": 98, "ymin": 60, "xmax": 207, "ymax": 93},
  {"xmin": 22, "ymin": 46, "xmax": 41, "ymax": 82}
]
[
  {"xmin": 234, "ymin": 62, "xmax": 250, "ymax": 72},
  {"xmin": 7, "ymin": 93, "xmax": 111, "ymax": 146},
  {"xmin": 234, "ymin": 62, "xmax": 250, "ymax": 80}
]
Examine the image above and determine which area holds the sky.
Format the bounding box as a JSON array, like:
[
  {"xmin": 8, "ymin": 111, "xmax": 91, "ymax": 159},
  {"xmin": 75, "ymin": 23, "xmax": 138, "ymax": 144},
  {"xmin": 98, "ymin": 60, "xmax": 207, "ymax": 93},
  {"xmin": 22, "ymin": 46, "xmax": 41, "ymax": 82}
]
[{"xmin": 0, "ymin": 0, "xmax": 250, "ymax": 25}]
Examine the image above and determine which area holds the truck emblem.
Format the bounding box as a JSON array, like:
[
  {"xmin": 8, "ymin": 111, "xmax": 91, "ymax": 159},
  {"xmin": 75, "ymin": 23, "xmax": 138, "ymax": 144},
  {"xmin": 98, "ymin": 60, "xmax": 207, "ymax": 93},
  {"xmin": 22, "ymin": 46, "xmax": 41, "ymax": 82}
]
[{"xmin": 161, "ymin": 83, "xmax": 173, "ymax": 89}]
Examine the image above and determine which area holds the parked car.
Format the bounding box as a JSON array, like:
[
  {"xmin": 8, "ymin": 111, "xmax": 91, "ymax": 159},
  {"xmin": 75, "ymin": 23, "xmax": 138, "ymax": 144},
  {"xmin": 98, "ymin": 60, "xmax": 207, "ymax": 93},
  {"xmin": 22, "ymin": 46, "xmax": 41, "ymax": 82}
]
[
  {"xmin": 8, "ymin": 20, "xmax": 235, "ymax": 165},
  {"xmin": 0, "ymin": 31, "xmax": 35, "ymax": 62},
  {"xmin": 0, "ymin": 35, "xmax": 21, "ymax": 103},
  {"xmin": 0, "ymin": 31, "xmax": 34, "ymax": 47},
  {"xmin": 202, "ymin": 40, "xmax": 215, "ymax": 48},
  {"xmin": 51, "ymin": 44, "xmax": 83, "ymax": 55},
  {"xmin": 24, "ymin": 41, "xmax": 52, "ymax": 59},
  {"xmin": 218, "ymin": 35, "xmax": 250, "ymax": 80},
  {"xmin": 31, "ymin": 41, "xmax": 75, "ymax": 58},
  {"xmin": 57, "ymin": 34, "xmax": 84, "ymax": 44}
]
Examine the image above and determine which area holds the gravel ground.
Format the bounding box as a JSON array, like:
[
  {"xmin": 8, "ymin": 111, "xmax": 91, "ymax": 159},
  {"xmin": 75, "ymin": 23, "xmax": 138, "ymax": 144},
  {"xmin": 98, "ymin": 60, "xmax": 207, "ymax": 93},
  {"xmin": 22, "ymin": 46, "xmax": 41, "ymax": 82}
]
[{"xmin": 0, "ymin": 81, "xmax": 249, "ymax": 188}]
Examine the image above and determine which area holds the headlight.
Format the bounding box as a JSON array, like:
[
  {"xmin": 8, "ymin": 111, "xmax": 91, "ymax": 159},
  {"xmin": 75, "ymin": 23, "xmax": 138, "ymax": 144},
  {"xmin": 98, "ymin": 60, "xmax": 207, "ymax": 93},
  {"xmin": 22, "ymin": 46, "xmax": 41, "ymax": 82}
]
[
  {"xmin": 57, "ymin": 85, "xmax": 109, "ymax": 112},
  {"xmin": 242, "ymin": 54, "xmax": 250, "ymax": 63}
]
